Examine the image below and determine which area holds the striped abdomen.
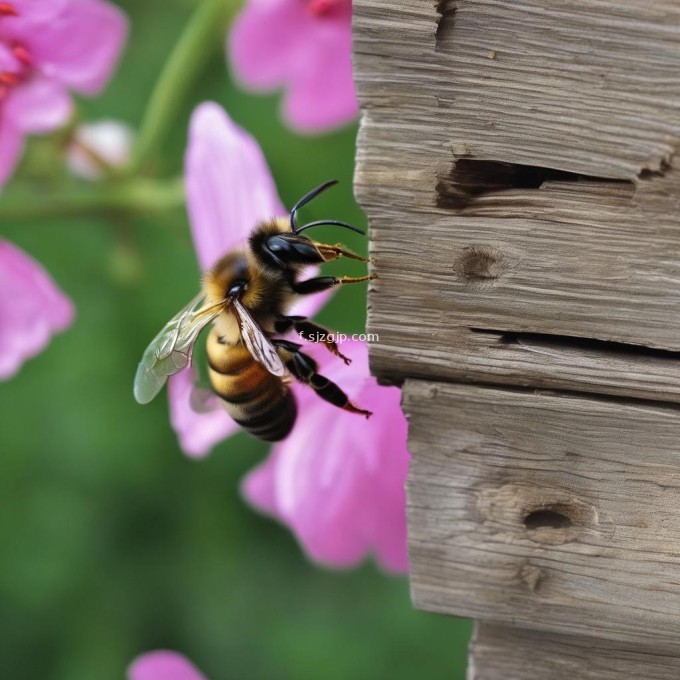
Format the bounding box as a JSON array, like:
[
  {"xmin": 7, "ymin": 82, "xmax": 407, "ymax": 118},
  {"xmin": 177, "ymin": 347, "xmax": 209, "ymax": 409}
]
[{"xmin": 206, "ymin": 328, "xmax": 296, "ymax": 442}]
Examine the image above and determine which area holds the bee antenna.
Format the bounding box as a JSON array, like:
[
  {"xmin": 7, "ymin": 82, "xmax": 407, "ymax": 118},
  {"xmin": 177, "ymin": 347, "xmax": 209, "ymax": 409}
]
[
  {"xmin": 296, "ymin": 220, "xmax": 366, "ymax": 236},
  {"xmin": 290, "ymin": 179, "xmax": 339, "ymax": 234}
]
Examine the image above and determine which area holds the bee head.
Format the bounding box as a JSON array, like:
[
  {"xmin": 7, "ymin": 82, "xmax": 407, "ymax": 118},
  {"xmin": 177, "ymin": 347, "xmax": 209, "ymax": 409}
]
[
  {"xmin": 250, "ymin": 180, "xmax": 365, "ymax": 272},
  {"xmin": 247, "ymin": 220, "xmax": 314, "ymax": 270}
]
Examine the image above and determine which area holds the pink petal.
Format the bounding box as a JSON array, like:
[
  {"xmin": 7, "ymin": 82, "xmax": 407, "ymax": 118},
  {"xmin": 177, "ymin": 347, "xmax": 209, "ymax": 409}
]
[
  {"xmin": 361, "ymin": 387, "xmax": 410, "ymax": 572},
  {"xmin": 185, "ymin": 102, "xmax": 334, "ymax": 315},
  {"xmin": 176, "ymin": 102, "xmax": 334, "ymax": 456},
  {"xmin": 4, "ymin": 76, "xmax": 72, "ymax": 134},
  {"xmin": 368, "ymin": 479, "xmax": 410, "ymax": 573},
  {"xmin": 228, "ymin": 0, "xmax": 357, "ymax": 133},
  {"xmin": 168, "ymin": 367, "xmax": 239, "ymax": 458},
  {"xmin": 0, "ymin": 240, "xmax": 75, "ymax": 380},
  {"xmin": 245, "ymin": 390, "xmax": 369, "ymax": 567},
  {"xmin": 228, "ymin": 0, "xmax": 308, "ymax": 91},
  {"xmin": 128, "ymin": 651, "xmax": 208, "ymax": 680},
  {"xmin": 241, "ymin": 341, "xmax": 410, "ymax": 572},
  {"xmin": 10, "ymin": 0, "xmax": 68, "ymax": 20},
  {"xmin": 185, "ymin": 102, "xmax": 285, "ymax": 270},
  {"xmin": 281, "ymin": 26, "xmax": 358, "ymax": 133},
  {"xmin": 278, "ymin": 424, "xmax": 371, "ymax": 567},
  {"xmin": 241, "ymin": 446, "xmax": 282, "ymax": 517},
  {"xmin": 274, "ymin": 395, "xmax": 373, "ymax": 566},
  {"xmin": 12, "ymin": 0, "xmax": 128, "ymax": 95},
  {"xmin": 0, "ymin": 118, "xmax": 23, "ymax": 190},
  {"xmin": 0, "ymin": 40, "xmax": 20, "ymax": 72}
]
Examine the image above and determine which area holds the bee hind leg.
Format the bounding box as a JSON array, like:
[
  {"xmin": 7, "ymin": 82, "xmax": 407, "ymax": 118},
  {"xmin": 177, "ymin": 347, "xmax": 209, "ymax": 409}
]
[
  {"xmin": 274, "ymin": 315, "xmax": 351, "ymax": 365},
  {"xmin": 273, "ymin": 340, "xmax": 372, "ymax": 418}
]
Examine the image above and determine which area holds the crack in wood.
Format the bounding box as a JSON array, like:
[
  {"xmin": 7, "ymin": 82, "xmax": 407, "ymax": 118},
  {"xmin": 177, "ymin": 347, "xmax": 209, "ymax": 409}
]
[
  {"xmin": 434, "ymin": 0, "xmax": 457, "ymax": 50},
  {"xmin": 436, "ymin": 159, "xmax": 632, "ymax": 209},
  {"xmin": 469, "ymin": 328, "xmax": 680, "ymax": 361}
]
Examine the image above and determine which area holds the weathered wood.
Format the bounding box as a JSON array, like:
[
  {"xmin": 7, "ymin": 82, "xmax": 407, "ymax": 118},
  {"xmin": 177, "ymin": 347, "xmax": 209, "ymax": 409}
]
[
  {"xmin": 370, "ymin": 321, "xmax": 680, "ymax": 404},
  {"xmin": 356, "ymin": 0, "xmax": 680, "ymax": 179},
  {"xmin": 469, "ymin": 624, "xmax": 680, "ymax": 679},
  {"xmin": 354, "ymin": 0, "xmax": 680, "ymax": 672},
  {"xmin": 404, "ymin": 380, "xmax": 680, "ymax": 650},
  {"xmin": 354, "ymin": 0, "xmax": 680, "ymax": 396}
]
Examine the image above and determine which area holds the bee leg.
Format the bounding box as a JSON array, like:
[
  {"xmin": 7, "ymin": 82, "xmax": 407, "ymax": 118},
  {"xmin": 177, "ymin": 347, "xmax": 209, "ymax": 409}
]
[
  {"xmin": 273, "ymin": 341, "xmax": 372, "ymax": 418},
  {"xmin": 291, "ymin": 274, "xmax": 376, "ymax": 295},
  {"xmin": 274, "ymin": 315, "xmax": 351, "ymax": 365},
  {"xmin": 313, "ymin": 243, "xmax": 368, "ymax": 263}
]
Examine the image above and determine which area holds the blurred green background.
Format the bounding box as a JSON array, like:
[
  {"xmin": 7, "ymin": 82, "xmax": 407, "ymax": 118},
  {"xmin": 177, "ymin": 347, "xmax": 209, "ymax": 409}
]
[{"xmin": 0, "ymin": 0, "xmax": 471, "ymax": 677}]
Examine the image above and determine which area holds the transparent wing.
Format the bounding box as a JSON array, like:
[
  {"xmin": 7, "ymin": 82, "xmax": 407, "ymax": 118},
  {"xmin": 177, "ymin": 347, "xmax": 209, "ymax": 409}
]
[
  {"xmin": 232, "ymin": 298, "xmax": 287, "ymax": 377},
  {"xmin": 134, "ymin": 293, "xmax": 223, "ymax": 404}
]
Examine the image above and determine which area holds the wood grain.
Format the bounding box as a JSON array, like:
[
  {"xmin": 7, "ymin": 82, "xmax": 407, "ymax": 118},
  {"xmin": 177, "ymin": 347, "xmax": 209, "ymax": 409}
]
[
  {"xmin": 370, "ymin": 323, "xmax": 680, "ymax": 404},
  {"xmin": 354, "ymin": 0, "xmax": 680, "ymax": 394},
  {"xmin": 469, "ymin": 624, "xmax": 680, "ymax": 679},
  {"xmin": 355, "ymin": 0, "xmax": 680, "ymax": 178},
  {"xmin": 405, "ymin": 380, "xmax": 680, "ymax": 650}
]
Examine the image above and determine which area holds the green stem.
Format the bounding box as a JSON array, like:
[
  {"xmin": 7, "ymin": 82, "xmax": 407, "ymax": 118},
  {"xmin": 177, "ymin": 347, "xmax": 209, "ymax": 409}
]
[
  {"xmin": 131, "ymin": 0, "xmax": 239, "ymax": 173},
  {"xmin": 0, "ymin": 178, "xmax": 185, "ymax": 221}
]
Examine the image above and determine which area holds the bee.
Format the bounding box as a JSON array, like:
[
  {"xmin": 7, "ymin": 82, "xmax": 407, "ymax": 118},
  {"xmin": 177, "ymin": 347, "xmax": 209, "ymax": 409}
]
[{"xmin": 134, "ymin": 180, "xmax": 373, "ymax": 442}]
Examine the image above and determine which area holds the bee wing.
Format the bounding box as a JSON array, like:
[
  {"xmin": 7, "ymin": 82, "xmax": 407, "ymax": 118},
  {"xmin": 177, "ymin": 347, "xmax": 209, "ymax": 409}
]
[
  {"xmin": 134, "ymin": 293, "xmax": 223, "ymax": 404},
  {"xmin": 231, "ymin": 297, "xmax": 287, "ymax": 377}
]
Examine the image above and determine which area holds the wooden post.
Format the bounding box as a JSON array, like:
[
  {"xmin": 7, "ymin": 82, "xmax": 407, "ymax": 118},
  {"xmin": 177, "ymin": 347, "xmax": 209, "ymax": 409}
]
[{"xmin": 354, "ymin": 0, "xmax": 680, "ymax": 675}]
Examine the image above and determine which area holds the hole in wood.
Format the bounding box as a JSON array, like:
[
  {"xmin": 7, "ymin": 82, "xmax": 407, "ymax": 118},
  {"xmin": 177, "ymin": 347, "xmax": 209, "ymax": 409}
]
[
  {"xmin": 436, "ymin": 159, "xmax": 629, "ymax": 209},
  {"xmin": 524, "ymin": 508, "xmax": 572, "ymax": 530},
  {"xmin": 477, "ymin": 484, "xmax": 612, "ymax": 547}
]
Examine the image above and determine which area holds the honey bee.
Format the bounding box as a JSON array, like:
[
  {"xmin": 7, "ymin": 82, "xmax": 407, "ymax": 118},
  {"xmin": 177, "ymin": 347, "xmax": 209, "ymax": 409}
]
[{"xmin": 134, "ymin": 180, "xmax": 373, "ymax": 442}]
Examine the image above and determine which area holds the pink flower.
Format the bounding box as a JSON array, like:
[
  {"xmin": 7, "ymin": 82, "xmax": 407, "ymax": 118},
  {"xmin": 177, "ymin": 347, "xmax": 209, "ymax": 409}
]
[
  {"xmin": 0, "ymin": 239, "xmax": 74, "ymax": 380},
  {"xmin": 0, "ymin": 0, "xmax": 128, "ymax": 189},
  {"xmin": 128, "ymin": 651, "xmax": 208, "ymax": 680},
  {"xmin": 169, "ymin": 101, "xmax": 327, "ymax": 457},
  {"xmin": 243, "ymin": 339, "xmax": 409, "ymax": 573},
  {"xmin": 228, "ymin": 0, "xmax": 357, "ymax": 133},
  {"xmin": 175, "ymin": 103, "xmax": 408, "ymax": 572}
]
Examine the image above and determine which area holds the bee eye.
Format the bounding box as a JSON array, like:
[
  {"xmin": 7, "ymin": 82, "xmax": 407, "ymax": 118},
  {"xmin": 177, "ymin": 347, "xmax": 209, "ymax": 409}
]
[
  {"xmin": 228, "ymin": 279, "xmax": 248, "ymax": 296},
  {"xmin": 269, "ymin": 241, "xmax": 284, "ymax": 252}
]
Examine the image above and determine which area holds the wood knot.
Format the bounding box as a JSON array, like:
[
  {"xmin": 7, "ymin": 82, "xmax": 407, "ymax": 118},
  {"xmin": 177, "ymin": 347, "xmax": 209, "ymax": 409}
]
[
  {"xmin": 456, "ymin": 245, "xmax": 507, "ymax": 281},
  {"xmin": 476, "ymin": 483, "xmax": 613, "ymax": 551},
  {"xmin": 518, "ymin": 563, "xmax": 544, "ymax": 592}
]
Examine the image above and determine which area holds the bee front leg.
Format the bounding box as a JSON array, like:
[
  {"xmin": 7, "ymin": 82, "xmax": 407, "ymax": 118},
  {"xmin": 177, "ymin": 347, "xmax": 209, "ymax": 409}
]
[
  {"xmin": 291, "ymin": 274, "xmax": 376, "ymax": 296},
  {"xmin": 273, "ymin": 340, "xmax": 372, "ymax": 418},
  {"xmin": 274, "ymin": 315, "xmax": 351, "ymax": 365}
]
